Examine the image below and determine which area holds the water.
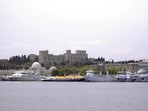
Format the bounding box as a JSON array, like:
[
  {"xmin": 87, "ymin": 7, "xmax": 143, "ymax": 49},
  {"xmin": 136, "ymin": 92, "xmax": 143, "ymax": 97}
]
[{"xmin": 0, "ymin": 82, "xmax": 148, "ymax": 111}]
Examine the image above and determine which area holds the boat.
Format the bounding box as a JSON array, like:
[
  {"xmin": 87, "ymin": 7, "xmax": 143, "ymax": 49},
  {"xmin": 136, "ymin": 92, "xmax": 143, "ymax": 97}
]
[
  {"xmin": 41, "ymin": 76, "xmax": 56, "ymax": 81},
  {"xmin": 41, "ymin": 75, "xmax": 85, "ymax": 82},
  {"xmin": 115, "ymin": 71, "xmax": 135, "ymax": 82},
  {"xmin": 136, "ymin": 73, "xmax": 148, "ymax": 82},
  {"xmin": 135, "ymin": 69, "xmax": 148, "ymax": 82},
  {"xmin": 84, "ymin": 70, "xmax": 116, "ymax": 82},
  {"xmin": 1, "ymin": 76, "xmax": 11, "ymax": 81},
  {"xmin": 5, "ymin": 70, "xmax": 41, "ymax": 81}
]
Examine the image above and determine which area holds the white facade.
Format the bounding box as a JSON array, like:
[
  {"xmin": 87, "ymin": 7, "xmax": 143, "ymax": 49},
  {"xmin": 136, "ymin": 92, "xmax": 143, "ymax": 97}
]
[
  {"xmin": 139, "ymin": 60, "xmax": 148, "ymax": 71},
  {"xmin": 105, "ymin": 63, "xmax": 139, "ymax": 73}
]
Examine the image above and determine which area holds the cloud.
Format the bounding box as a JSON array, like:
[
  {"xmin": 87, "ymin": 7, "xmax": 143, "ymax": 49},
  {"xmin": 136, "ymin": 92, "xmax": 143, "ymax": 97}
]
[
  {"xmin": 114, "ymin": 47, "xmax": 148, "ymax": 60},
  {"xmin": 133, "ymin": 53, "xmax": 148, "ymax": 60},
  {"xmin": 0, "ymin": 43, "xmax": 34, "ymax": 51},
  {"xmin": 11, "ymin": 43, "xmax": 34, "ymax": 51},
  {"xmin": 65, "ymin": 39, "xmax": 107, "ymax": 52},
  {"xmin": 0, "ymin": 43, "xmax": 34, "ymax": 59},
  {"xmin": 74, "ymin": 39, "xmax": 107, "ymax": 46},
  {"xmin": 114, "ymin": 47, "xmax": 134, "ymax": 55},
  {"xmin": 46, "ymin": 39, "xmax": 107, "ymax": 55}
]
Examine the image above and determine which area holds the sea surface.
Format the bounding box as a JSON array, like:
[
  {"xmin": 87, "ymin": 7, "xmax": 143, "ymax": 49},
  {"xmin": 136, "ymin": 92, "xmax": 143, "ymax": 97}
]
[{"xmin": 0, "ymin": 81, "xmax": 148, "ymax": 111}]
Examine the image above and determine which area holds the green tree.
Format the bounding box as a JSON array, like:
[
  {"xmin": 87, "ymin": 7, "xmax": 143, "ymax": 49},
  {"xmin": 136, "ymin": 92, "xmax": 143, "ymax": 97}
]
[
  {"xmin": 79, "ymin": 65, "xmax": 92, "ymax": 76},
  {"xmin": 108, "ymin": 66, "xmax": 119, "ymax": 74},
  {"xmin": 70, "ymin": 67, "xmax": 79, "ymax": 75},
  {"xmin": 51, "ymin": 69, "xmax": 59, "ymax": 76},
  {"xmin": 15, "ymin": 65, "xmax": 23, "ymax": 70},
  {"xmin": 62, "ymin": 67, "xmax": 73, "ymax": 76},
  {"xmin": 102, "ymin": 67, "xmax": 107, "ymax": 74}
]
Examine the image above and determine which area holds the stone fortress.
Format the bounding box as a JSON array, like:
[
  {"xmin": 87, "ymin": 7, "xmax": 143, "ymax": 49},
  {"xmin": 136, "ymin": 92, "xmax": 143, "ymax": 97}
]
[{"xmin": 29, "ymin": 50, "xmax": 88, "ymax": 65}]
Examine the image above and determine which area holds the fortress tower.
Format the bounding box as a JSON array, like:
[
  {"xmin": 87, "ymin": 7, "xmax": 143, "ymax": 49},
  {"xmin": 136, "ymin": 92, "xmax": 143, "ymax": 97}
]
[{"xmin": 39, "ymin": 50, "xmax": 49, "ymax": 65}]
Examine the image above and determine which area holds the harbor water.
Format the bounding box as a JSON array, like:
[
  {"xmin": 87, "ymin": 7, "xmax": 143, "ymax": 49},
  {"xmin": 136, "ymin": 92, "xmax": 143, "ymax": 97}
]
[{"xmin": 0, "ymin": 82, "xmax": 148, "ymax": 111}]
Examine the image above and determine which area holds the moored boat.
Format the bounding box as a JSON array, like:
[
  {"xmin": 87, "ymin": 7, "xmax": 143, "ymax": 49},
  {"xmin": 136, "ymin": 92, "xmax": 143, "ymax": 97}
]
[
  {"xmin": 41, "ymin": 75, "xmax": 85, "ymax": 82},
  {"xmin": 115, "ymin": 71, "xmax": 135, "ymax": 82},
  {"xmin": 84, "ymin": 70, "xmax": 116, "ymax": 82},
  {"xmin": 135, "ymin": 69, "xmax": 148, "ymax": 82},
  {"xmin": 5, "ymin": 70, "xmax": 41, "ymax": 81},
  {"xmin": 137, "ymin": 73, "xmax": 148, "ymax": 82},
  {"xmin": 1, "ymin": 76, "xmax": 10, "ymax": 81}
]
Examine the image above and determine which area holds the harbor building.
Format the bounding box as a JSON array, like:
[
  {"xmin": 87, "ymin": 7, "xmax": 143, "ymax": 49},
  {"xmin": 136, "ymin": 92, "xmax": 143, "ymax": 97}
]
[
  {"xmin": 105, "ymin": 63, "xmax": 139, "ymax": 73},
  {"xmin": 127, "ymin": 63, "xmax": 139, "ymax": 73},
  {"xmin": 139, "ymin": 60, "xmax": 148, "ymax": 71}
]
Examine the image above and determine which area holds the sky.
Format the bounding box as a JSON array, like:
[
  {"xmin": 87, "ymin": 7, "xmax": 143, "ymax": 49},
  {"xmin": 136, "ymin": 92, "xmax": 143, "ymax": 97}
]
[{"xmin": 0, "ymin": 0, "xmax": 148, "ymax": 61}]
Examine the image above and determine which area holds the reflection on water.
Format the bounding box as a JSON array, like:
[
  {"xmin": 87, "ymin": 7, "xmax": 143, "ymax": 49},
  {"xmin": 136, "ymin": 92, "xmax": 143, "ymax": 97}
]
[{"xmin": 0, "ymin": 82, "xmax": 148, "ymax": 111}]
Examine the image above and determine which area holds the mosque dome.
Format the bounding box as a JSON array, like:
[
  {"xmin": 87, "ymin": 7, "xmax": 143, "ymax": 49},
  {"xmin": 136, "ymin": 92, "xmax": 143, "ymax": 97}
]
[
  {"xmin": 31, "ymin": 62, "xmax": 41, "ymax": 69},
  {"xmin": 49, "ymin": 66, "xmax": 57, "ymax": 71}
]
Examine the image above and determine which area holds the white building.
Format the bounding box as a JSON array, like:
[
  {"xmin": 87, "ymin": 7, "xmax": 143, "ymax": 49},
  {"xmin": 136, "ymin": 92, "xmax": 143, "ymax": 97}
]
[
  {"xmin": 105, "ymin": 63, "xmax": 139, "ymax": 73},
  {"xmin": 139, "ymin": 60, "xmax": 148, "ymax": 71}
]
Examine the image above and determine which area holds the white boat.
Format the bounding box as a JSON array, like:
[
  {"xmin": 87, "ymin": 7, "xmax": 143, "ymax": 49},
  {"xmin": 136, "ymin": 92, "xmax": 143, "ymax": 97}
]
[
  {"xmin": 84, "ymin": 70, "xmax": 116, "ymax": 82},
  {"xmin": 1, "ymin": 62, "xmax": 43, "ymax": 81},
  {"xmin": 137, "ymin": 73, "xmax": 148, "ymax": 82},
  {"xmin": 135, "ymin": 69, "xmax": 148, "ymax": 82},
  {"xmin": 41, "ymin": 76, "xmax": 56, "ymax": 81},
  {"xmin": 115, "ymin": 71, "xmax": 135, "ymax": 82},
  {"xmin": 6, "ymin": 70, "xmax": 41, "ymax": 81}
]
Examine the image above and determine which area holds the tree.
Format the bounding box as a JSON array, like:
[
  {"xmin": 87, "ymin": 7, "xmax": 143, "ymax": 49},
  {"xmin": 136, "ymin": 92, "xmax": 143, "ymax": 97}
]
[
  {"xmin": 9, "ymin": 55, "xmax": 30, "ymax": 65},
  {"xmin": 41, "ymin": 63, "xmax": 44, "ymax": 67},
  {"xmin": 108, "ymin": 66, "xmax": 119, "ymax": 75},
  {"xmin": 59, "ymin": 67, "xmax": 73, "ymax": 76},
  {"xmin": 15, "ymin": 65, "xmax": 23, "ymax": 70},
  {"xmin": 102, "ymin": 67, "xmax": 107, "ymax": 74},
  {"xmin": 79, "ymin": 65, "xmax": 92, "ymax": 76},
  {"xmin": 70, "ymin": 67, "xmax": 79, "ymax": 75},
  {"xmin": 51, "ymin": 69, "xmax": 59, "ymax": 76}
]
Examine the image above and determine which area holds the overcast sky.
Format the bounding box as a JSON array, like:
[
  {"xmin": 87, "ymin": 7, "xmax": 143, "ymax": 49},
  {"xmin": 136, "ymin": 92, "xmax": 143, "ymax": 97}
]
[{"xmin": 0, "ymin": 0, "xmax": 148, "ymax": 61}]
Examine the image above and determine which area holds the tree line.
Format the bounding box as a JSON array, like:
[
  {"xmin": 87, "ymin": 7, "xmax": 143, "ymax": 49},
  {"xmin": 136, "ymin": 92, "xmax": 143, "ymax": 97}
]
[
  {"xmin": 9, "ymin": 55, "xmax": 30, "ymax": 65},
  {"xmin": 0, "ymin": 54, "xmax": 139, "ymax": 71},
  {"xmin": 50, "ymin": 65, "xmax": 123, "ymax": 76},
  {"xmin": 0, "ymin": 55, "xmax": 31, "ymax": 70}
]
